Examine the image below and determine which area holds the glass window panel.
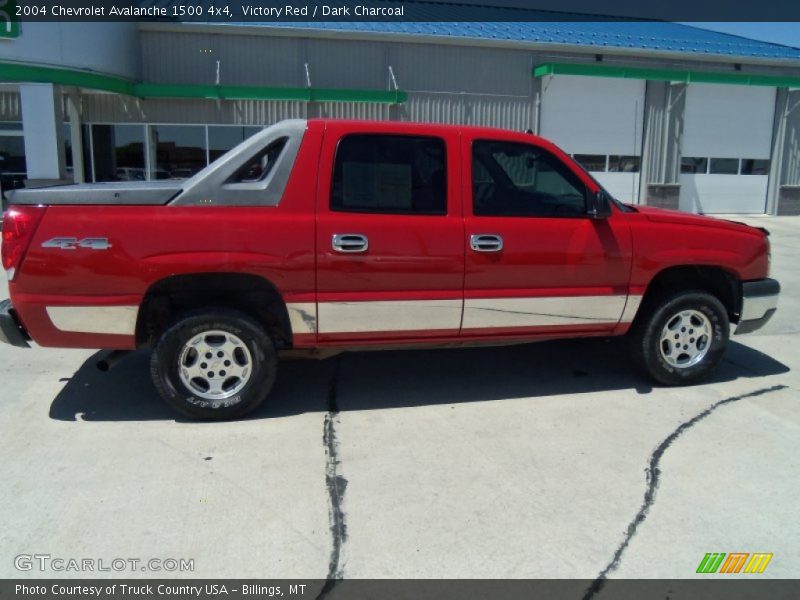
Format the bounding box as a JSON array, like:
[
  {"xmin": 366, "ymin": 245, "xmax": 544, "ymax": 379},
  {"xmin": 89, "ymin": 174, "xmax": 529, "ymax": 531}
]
[
  {"xmin": 91, "ymin": 124, "xmax": 146, "ymax": 182},
  {"xmin": 0, "ymin": 135, "xmax": 27, "ymax": 174},
  {"xmin": 709, "ymin": 158, "xmax": 739, "ymax": 175},
  {"xmin": 608, "ymin": 155, "xmax": 640, "ymax": 173},
  {"xmin": 740, "ymin": 159, "xmax": 770, "ymax": 175},
  {"xmin": 332, "ymin": 134, "xmax": 447, "ymax": 215},
  {"xmin": 473, "ymin": 140, "xmax": 587, "ymax": 217},
  {"xmin": 573, "ymin": 154, "xmax": 607, "ymax": 172},
  {"xmin": 680, "ymin": 157, "xmax": 708, "ymax": 174},
  {"xmin": 208, "ymin": 126, "xmax": 263, "ymax": 163},
  {"xmin": 151, "ymin": 125, "xmax": 207, "ymax": 179},
  {"xmin": 0, "ymin": 135, "xmax": 27, "ymax": 200},
  {"xmin": 228, "ymin": 138, "xmax": 287, "ymax": 183}
]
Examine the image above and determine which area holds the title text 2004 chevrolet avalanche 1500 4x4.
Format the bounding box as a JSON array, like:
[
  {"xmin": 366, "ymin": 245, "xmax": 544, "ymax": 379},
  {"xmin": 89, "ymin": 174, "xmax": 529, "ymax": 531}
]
[{"xmin": 0, "ymin": 119, "xmax": 780, "ymax": 419}]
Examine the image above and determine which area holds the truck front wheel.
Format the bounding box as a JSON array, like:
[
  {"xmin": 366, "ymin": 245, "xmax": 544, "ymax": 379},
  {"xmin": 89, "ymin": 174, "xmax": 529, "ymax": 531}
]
[
  {"xmin": 629, "ymin": 290, "xmax": 729, "ymax": 385},
  {"xmin": 150, "ymin": 309, "xmax": 277, "ymax": 420}
]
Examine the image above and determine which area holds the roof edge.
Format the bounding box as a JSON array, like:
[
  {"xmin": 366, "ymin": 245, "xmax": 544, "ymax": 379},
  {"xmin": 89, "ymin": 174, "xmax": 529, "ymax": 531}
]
[{"xmin": 138, "ymin": 22, "xmax": 800, "ymax": 69}]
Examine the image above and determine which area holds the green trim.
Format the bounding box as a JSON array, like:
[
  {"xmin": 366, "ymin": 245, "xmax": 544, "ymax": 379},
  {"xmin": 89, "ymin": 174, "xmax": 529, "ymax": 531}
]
[
  {"xmin": 135, "ymin": 82, "xmax": 406, "ymax": 104},
  {"xmin": 533, "ymin": 62, "xmax": 800, "ymax": 88},
  {"xmin": 0, "ymin": 61, "xmax": 406, "ymax": 104},
  {"xmin": 0, "ymin": 62, "xmax": 136, "ymax": 95}
]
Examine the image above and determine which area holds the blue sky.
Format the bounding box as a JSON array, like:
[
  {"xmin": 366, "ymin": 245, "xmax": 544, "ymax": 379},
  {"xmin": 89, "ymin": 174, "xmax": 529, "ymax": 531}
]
[{"xmin": 685, "ymin": 23, "xmax": 800, "ymax": 48}]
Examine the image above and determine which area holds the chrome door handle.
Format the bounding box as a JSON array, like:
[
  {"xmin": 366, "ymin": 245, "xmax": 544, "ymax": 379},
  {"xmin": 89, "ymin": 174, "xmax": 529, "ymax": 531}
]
[
  {"xmin": 470, "ymin": 234, "xmax": 504, "ymax": 252},
  {"xmin": 332, "ymin": 233, "xmax": 369, "ymax": 253}
]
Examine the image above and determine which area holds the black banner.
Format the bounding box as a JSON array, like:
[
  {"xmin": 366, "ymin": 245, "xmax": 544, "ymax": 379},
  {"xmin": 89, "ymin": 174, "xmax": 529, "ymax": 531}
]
[
  {"xmin": 2, "ymin": 580, "xmax": 800, "ymax": 600},
  {"xmin": 7, "ymin": 0, "xmax": 800, "ymax": 23}
]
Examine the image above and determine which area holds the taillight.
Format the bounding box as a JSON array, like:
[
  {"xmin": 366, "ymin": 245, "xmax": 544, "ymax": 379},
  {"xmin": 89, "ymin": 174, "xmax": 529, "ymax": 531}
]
[{"xmin": 1, "ymin": 206, "xmax": 46, "ymax": 281}]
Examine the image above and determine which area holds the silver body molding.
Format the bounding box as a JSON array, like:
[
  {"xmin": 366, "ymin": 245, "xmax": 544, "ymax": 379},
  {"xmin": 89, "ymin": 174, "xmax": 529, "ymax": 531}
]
[
  {"xmin": 318, "ymin": 300, "xmax": 463, "ymax": 334},
  {"xmin": 46, "ymin": 306, "xmax": 139, "ymax": 336},
  {"xmin": 286, "ymin": 303, "xmax": 317, "ymax": 335},
  {"xmin": 171, "ymin": 119, "xmax": 307, "ymax": 207},
  {"xmin": 45, "ymin": 294, "xmax": 643, "ymax": 338},
  {"xmin": 461, "ymin": 295, "xmax": 632, "ymax": 330}
]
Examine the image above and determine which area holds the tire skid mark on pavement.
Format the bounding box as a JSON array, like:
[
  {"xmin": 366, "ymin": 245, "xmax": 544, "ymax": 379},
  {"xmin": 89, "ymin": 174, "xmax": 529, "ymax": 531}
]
[
  {"xmin": 318, "ymin": 357, "xmax": 347, "ymax": 599},
  {"xmin": 583, "ymin": 383, "xmax": 788, "ymax": 600}
]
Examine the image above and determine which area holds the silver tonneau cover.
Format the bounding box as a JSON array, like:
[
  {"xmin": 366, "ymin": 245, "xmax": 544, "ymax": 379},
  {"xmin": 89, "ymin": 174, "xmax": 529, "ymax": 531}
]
[{"xmin": 6, "ymin": 181, "xmax": 181, "ymax": 206}]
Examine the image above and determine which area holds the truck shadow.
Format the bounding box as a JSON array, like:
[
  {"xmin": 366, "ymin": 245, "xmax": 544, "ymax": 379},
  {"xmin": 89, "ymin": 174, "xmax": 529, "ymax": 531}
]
[{"xmin": 49, "ymin": 338, "xmax": 789, "ymax": 422}]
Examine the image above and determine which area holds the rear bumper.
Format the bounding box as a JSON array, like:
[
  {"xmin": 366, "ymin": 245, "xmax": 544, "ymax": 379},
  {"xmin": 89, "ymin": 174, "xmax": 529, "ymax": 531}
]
[
  {"xmin": 735, "ymin": 278, "xmax": 780, "ymax": 335},
  {"xmin": 0, "ymin": 299, "xmax": 30, "ymax": 348}
]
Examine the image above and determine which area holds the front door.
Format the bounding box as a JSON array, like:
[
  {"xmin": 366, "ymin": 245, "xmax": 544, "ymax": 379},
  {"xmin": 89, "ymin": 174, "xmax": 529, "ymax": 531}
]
[
  {"xmin": 461, "ymin": 132, "xmax": 633, "ymax": 339},
  {"xmin": 315, "ymin": 122, "xmax": 464, "ymax": 343}
]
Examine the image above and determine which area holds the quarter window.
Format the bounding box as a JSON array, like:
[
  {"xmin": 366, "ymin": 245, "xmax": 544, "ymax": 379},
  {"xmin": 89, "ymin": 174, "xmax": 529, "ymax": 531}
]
[
  {"xmin": 472, "ymin": 140, "xmax": 587, "ymax": 217},
  {"xmin": 227, "ymin": 137, "xmax": 287, "ymax": 184},
  {"xmin": 331, "ymin": 134, "xmax": 447, "ymax": 215}
]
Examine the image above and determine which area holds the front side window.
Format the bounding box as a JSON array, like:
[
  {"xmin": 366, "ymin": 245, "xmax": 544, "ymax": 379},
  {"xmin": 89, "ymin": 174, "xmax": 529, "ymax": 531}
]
[
  {"xmin": 331, "ymin": 134, "xmax": 447, "ymax": 215},
  {"xmin": 472, "ymin": 140, "xmax": 587, "ymax": 217}
]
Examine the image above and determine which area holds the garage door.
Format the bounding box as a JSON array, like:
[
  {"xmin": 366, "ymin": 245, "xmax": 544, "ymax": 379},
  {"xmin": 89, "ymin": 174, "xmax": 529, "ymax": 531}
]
[
  {"xmin": 540, "ymin": 75, "xmax": 644, "ymax": 203},
  {"xmin": 679, "ymin": 84, "xmax": 775, "ymax": 214}
]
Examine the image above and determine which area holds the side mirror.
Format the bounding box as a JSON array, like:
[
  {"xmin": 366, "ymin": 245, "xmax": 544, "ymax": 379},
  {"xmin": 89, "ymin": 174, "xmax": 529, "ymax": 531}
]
[{"xmin": 588, "ymin": 190, "xmax": 612, "ymax": 219}]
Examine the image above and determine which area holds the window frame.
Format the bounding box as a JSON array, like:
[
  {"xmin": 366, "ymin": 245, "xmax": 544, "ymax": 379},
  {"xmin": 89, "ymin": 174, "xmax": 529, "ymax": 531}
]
[
  {"xmin": 329, "ymin": 132, "xmax": 448, "ymax": 216},
  {"xmin": 471, "ymin": 138, "xmax": 591, "ymax": 219}
]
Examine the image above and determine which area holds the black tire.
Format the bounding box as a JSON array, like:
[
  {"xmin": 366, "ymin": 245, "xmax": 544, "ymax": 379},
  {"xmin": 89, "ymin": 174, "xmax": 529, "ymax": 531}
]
[
  {"xmin": 629, "ymin": 290, "xmax": 729, "ymax": 386},
  {"xmin": 150, "ymin": 308, "xmax": 277, "ymax": 420}
]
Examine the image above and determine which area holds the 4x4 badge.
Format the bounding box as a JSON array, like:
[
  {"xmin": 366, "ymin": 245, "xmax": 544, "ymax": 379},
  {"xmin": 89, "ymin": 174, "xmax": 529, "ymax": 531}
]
[{"xmin": 42, "ymin": 237, "xmax": 112, "ymax": 251}]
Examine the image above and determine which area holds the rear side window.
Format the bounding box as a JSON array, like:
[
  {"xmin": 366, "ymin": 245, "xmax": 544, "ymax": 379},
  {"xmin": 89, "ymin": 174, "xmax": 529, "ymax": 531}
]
[{"xmin": 331, "ymin": 134, "xmax": 447, "ymax": 215}]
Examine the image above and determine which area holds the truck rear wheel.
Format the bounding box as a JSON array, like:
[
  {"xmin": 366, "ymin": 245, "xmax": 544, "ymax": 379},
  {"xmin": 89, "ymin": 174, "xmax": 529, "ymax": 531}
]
[
  {"xmin": 150, "ymin": 308, "xmax": 277, "ymax": 420},
  {"xmin": 629, "ymin": 290, "xmax": 729, "ymax": 385}
]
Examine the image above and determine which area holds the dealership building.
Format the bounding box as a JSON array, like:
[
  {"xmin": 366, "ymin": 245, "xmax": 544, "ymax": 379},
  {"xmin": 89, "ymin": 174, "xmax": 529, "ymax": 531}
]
[{"xmin": 2, "ymin": 15, "xmax": 800, "ymax": 214}]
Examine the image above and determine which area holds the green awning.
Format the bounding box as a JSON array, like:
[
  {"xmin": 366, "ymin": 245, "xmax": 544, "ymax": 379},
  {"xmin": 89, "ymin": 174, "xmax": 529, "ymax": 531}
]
[
  {"xmin": 0, "ymin": 61, "xmax": 406, "ymax": 104},
  {"xmin": 534, "ymin": 62, "xmax": 800, "ymax": 88}
]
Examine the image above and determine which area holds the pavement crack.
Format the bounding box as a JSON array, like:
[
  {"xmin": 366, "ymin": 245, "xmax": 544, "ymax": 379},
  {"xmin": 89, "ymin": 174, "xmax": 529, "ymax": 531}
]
[
  {"xmin": 318, "ymin": 357, "xmax": 347, "ymax": 600},
  {"xmin": 583, "ymin": 383, "xmax": 787, "ymax": 600}
]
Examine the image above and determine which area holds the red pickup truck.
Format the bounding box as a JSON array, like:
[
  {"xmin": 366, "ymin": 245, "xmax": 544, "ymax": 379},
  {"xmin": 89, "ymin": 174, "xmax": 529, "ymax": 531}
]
[{"xmin": 0, "ymin": 119, "xmax": 780, "ymax": 419}]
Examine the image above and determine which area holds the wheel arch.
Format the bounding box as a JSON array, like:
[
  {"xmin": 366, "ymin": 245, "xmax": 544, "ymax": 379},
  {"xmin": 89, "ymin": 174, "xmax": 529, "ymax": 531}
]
[
  {"xmin": 635, "ymin": 265, "xmax": 742, "ymax": 327},
  {"xmin": 136, "ymin": 272, "xmax": 293, "ymax": 349}
]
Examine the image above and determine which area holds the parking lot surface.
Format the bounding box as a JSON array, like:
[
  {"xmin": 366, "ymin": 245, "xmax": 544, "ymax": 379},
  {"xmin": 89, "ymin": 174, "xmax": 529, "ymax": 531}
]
[{"xmin": 1, "ymin": 216, "xmax": 798, "ymax": 584}]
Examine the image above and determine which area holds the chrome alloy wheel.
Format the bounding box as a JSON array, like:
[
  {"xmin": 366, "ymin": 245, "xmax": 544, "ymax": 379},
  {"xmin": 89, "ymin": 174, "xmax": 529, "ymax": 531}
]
[
  {"xmin": 178, "ymin": 330, "xmax": 253, "ymax": 400},
  {"xmin": 658, "ymin": 309, "xmax": 712, "ymax": 368}
]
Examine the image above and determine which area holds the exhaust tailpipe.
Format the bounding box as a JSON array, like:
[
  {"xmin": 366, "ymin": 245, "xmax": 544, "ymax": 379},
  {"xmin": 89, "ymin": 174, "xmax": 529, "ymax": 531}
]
[{"xmin": 96, "ymin": 350, "xmax": 132, "ymax": 372}]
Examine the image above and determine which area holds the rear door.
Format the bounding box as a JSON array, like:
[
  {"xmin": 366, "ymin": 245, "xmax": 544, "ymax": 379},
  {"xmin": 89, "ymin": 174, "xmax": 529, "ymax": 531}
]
[
  {"xmin": 315, "ymin": 122, "xmax": 464, "ymax": 343},
  {"xmin": 461, "ymin": 131, "xmax": 633, "ymax": 338}
]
